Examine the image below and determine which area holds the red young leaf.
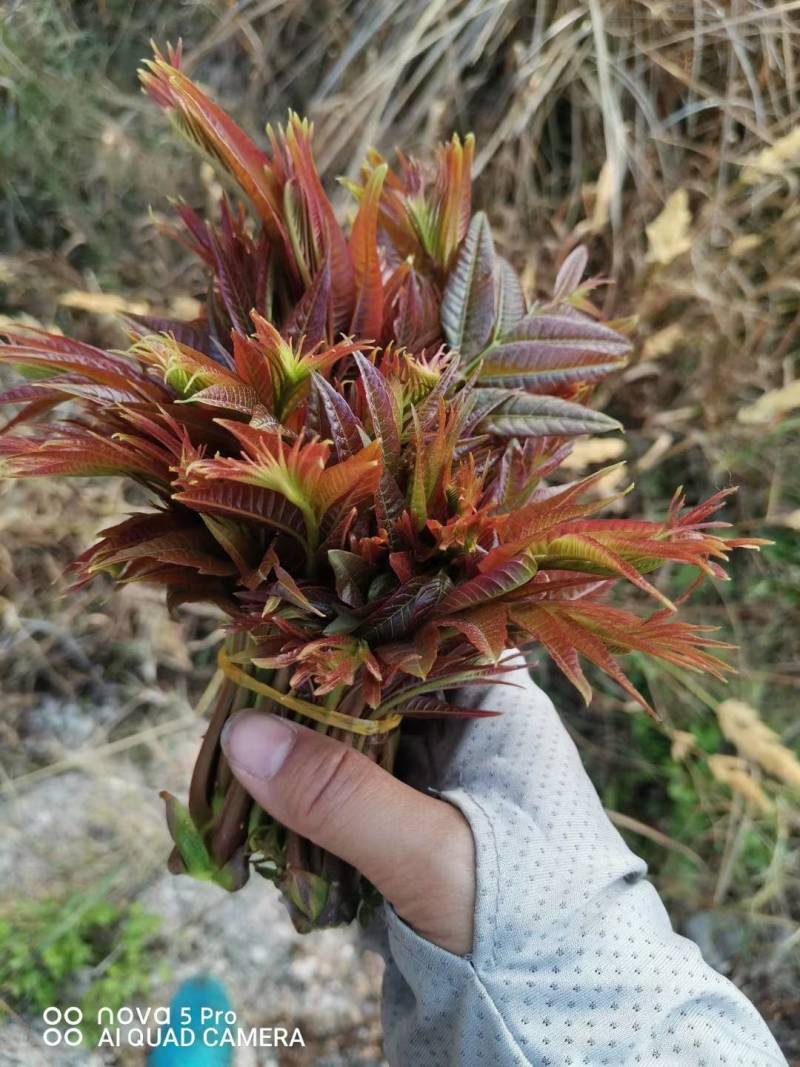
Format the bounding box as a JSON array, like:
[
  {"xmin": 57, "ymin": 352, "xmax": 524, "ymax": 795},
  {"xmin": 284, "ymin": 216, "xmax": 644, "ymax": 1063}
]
[
  {"xmin": 441, "ymin": 211, "xmax": 497, "ymax": 361},
  {"xmin": 354, "ymin": 353, "xmax": 401, "ymax": 468},
  {"xmin": 474, "ymin": 388, "xmax": 622, "ymax": 437},
  {"xmin": 0, "ymin": 45, "xmax": 760, "ymax": 919},
  {"xmin": 350, "ymin": 164, "xmax": 387, "ymax": 341},
  {"xmin": 479, "ymin": 312, "xmax": 631, "ymax": 391},
  {"xmin": 395, "ymin": 697, "xmax": 500, "ymax": 719},
  {"xmin": 437, "ymin": 553, "xmax": 538, "ymax": 614},
  {"xmin": 552, "ymin": 246, "xmax": 589, "ymax": 302}
]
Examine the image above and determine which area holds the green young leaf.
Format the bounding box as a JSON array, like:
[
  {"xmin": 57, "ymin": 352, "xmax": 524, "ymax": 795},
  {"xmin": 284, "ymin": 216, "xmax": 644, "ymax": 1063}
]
[
  {"xmin": 284, "ymin": 869, "xmax": 330, "ymax": 926},
  {"xmin": 160, "ymin": 792, "xmax": 216, "ymax": 881}
]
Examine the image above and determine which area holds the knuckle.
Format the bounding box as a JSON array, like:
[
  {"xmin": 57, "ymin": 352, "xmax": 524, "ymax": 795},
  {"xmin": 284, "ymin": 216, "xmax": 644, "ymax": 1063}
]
[{"xmin": 294, "ymin": 745, "xmax": 372, "ymax": 838}]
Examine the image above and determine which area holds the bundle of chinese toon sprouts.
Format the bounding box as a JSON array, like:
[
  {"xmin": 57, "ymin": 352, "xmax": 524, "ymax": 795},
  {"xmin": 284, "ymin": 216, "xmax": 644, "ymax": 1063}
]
[{"xmin": 0, "ymin": 44, "xmax": 762, "ymax": 931}]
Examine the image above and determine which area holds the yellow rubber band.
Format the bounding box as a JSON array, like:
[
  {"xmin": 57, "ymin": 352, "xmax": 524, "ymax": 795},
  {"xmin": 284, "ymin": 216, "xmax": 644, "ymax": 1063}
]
[{"xmin": 217, "ymin": 649, "xmax": 403, "ymax": 737}]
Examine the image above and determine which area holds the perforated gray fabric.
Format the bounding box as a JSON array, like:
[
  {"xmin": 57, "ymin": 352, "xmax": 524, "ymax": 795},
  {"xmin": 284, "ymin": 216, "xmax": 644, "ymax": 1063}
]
[{"xmin": 376, "ymin": 665, "xmax": 787, "ymax": 1066}]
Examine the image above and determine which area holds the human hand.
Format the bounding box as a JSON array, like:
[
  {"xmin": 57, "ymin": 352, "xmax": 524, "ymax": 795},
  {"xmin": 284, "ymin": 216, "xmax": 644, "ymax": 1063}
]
[
  {"xmin": 223, "ymin": 671, "xmax": 787, "ymax": 1067},
  {"xmin": 221, "ymin": 708, "xmax": 477, "ymax": 955}
]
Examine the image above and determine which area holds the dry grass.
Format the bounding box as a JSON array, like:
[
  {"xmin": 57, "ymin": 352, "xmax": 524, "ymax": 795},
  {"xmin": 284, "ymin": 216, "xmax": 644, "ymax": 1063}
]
[{"xmin": 1, "ymin": 0, "xmax": 799, "ymax": 1055}]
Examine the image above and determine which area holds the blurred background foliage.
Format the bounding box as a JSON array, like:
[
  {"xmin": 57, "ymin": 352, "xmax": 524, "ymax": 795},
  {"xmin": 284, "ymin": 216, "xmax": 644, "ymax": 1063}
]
[{"xmin": 1, "ymin": 0, "xmax": 799, "ymax": 1061}]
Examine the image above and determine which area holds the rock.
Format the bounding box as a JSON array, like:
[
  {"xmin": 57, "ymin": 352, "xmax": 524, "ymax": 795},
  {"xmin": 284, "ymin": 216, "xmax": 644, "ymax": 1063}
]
[{"xmin": 0, "ymin": 733, "xmax": 385, "ymax": 1066}]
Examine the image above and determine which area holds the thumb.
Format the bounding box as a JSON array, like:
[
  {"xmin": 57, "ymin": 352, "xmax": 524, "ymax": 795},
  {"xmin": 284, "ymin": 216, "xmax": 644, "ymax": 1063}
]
[{"xmin": 221, "ymin": 710, "xmax": 474, "ymax": 952}]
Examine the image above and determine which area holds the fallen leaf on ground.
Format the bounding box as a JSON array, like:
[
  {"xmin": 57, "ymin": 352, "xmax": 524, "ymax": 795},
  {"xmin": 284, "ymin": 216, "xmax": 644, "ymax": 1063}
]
[
  {"xmin": 168, "ymin": 296, "xmax": 203, "ymax": 319},
  {"xmin": 636, "ymin": 431, "xmax": 673, "ymax": 472},
  {"xmin": 717, "ymin": 699, "xmax": 800, "ymax": 789},
  {"xmin": 576, "ymin": 158, "xmax": 614, "ymax": 235},
  {"xmin": 741, "ymin": 126, "xmax": 800, "ymax": 184},
  {"xmin": 561, "ymin": 436, "xmax": 626, "ymax": 471},
  {"xmin": 730, "ymin": 234, "xmax": 763, "ymax": 257},
  {"xmin": 708, "ymin": 754, "xmax": 773, "ymax": 814},
  {"xmin": 671, "ymin": 730, "xmax": 696, "ymax": 761},
  {"xmin": 646, "ymin": 189, "xmax": 692, "ymax": 265},
  {"xmin": 0, "ymin": 313, "xmax": 60, "ymax": 332},
  {"xmin": 642, "ymin": 323, "xmax": 683, "ymax": 361},
  {"xmin": 737, "ymin": 381, "xmax": 800, "ymax": 424},
  {"xmin": 58, "ymin": 290, "xmax": 150, "ymax": 315}
]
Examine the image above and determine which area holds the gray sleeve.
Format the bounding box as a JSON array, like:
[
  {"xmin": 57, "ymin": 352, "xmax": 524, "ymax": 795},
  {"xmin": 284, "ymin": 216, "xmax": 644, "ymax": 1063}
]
[{"xmin": 378, "ymin": 666, "xmax": 787, "ymax": 1067}]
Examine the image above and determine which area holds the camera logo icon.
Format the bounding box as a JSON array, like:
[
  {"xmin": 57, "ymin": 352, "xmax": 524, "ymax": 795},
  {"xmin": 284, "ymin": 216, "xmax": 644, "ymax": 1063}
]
[{"xmin": 42, "ymin": 1006, "xmax": 83, "ymax": 1047}]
